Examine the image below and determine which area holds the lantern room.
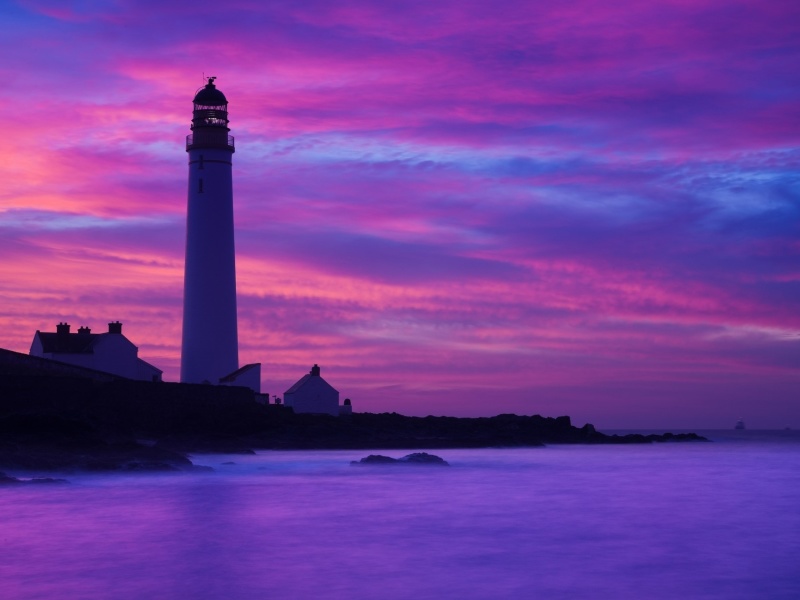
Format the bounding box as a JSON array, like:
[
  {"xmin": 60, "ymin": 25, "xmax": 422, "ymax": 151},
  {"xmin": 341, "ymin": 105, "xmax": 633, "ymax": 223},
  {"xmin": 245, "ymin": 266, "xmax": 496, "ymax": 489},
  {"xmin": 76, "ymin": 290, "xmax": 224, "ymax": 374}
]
[
  {"xmin": 191, "ymin": 77, "xmax": 229, "ymax": 128},
  {"xmin": 187, "ymin": 77, "xmax": 234, "ymax": 151}
]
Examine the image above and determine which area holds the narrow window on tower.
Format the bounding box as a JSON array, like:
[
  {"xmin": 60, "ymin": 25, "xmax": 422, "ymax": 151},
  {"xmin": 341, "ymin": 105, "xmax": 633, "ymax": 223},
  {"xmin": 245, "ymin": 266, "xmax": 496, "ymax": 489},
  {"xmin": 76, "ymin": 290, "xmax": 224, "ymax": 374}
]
[
  {"xmin": 199, "ymin": 155, "xmax": 204, "ymax": 170},
  {"xmin": 199, "ymin": 178, "xmax": 204, "ymax": 193}
]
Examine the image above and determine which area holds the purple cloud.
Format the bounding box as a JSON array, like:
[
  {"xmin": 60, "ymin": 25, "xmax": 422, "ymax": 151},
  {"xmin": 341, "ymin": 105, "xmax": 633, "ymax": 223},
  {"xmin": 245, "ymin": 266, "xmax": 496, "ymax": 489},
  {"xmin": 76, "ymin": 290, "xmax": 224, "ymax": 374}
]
[{"xmin": 0, "ymin": 0, "xmax": 797, "ymax": 427}]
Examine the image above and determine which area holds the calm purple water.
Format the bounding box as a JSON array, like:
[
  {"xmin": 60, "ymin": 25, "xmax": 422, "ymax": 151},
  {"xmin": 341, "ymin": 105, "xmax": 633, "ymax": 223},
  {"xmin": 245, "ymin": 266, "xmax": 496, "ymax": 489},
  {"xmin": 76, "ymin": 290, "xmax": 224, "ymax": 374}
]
[{"xmin": 2, "ymin": 431, "xmax": 799, "ymax": 599}]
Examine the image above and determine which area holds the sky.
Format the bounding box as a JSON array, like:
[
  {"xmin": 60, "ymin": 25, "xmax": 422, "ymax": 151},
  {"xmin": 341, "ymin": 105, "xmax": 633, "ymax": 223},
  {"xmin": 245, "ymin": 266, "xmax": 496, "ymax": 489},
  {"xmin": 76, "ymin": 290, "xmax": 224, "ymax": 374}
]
[{"xmin": 0, "ymin": 0, "xmax": 797, "ymax": 428}]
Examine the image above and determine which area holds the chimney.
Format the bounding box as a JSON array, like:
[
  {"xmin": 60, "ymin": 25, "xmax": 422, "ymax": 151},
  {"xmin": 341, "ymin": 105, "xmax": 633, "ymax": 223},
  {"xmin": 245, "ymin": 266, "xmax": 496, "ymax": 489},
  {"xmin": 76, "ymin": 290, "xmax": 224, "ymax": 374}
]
[
  {"xmin": 310, "ymin": 364, "xmax": 320, "ymax": 376},
  {"xmin": 56, "ymin": 322, "xmax": 70, "ymax": 350},
  {"xmin": 108, "ymin": 321, "xmax": 122, "ymax": 334},
  {"xmin": 78, "ymin": 326, "xmax": 91, "ymax": 335}
]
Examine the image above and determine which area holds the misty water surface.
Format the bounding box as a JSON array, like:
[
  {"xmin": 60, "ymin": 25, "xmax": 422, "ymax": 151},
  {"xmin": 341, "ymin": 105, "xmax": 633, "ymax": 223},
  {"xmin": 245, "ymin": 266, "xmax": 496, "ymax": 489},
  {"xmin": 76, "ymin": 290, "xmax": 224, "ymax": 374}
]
[{"xmin": 2, "ymin": 431, "xmax": 799, "ymax": 599}]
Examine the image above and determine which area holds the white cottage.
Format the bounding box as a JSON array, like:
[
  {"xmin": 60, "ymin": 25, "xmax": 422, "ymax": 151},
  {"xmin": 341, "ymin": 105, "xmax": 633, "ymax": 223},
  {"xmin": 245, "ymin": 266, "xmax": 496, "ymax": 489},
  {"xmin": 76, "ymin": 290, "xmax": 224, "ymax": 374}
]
[
  {"xmin": 283, "ymin": 364, "xmax": 340, "ymax": 416},
  {"xmin": 29, "ymin": 322, "xmax": 162, "ymax": 382}
]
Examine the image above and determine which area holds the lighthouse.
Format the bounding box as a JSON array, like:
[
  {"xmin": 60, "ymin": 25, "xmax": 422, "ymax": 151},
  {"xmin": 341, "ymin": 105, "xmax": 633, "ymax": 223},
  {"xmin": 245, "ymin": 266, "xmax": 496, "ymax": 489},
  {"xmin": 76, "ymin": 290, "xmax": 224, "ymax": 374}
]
[{"xmin": 180, "ymin": 77, "xmax": 239, "ymax": 384}]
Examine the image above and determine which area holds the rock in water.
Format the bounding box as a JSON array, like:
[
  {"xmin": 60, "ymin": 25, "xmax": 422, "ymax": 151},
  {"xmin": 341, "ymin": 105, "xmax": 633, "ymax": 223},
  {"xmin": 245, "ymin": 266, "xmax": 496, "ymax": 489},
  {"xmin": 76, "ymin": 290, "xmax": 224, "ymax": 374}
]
[
  {"xmin": 350, "ymin": 452, "xmax": 449, "ymax": 466},
  {"xmin": 398, "ymin": 452, "xmax": 449, "ymax": 465},
  {"xmin": 350, "ymin": 454, "xmax": 397, "ymax": 465}
]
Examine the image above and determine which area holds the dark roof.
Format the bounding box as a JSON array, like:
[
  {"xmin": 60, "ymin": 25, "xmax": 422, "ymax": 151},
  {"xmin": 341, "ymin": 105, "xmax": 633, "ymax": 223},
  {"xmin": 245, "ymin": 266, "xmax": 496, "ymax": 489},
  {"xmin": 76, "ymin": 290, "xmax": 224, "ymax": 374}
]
[
  {"xmin": 284, "ymin": 373, "xmax": 339, "ymax": 395},
  {"xmin": 193, "ymin": 81, "xmax": 227, "ymax": 105},
  {"xmin": 36, "ymin": 332, "xmax": 99, "ymax": 354},
  {"xmin": 219, "ymin": 363, "xmax": 260, "ymax": 383},
  {"xmin": 137, "ymin": 357, "xmax": 163, "ymax": 375},
  {"xmin": 285, "ymin": 374, "xmax": 312, "ymax": 394}
]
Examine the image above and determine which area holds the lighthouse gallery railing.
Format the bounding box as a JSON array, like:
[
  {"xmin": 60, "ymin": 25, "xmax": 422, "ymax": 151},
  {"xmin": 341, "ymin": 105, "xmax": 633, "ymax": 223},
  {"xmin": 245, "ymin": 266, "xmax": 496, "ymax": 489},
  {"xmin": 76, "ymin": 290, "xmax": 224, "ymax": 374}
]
[{"xmin": 186, "ymin": 133, "xmax": 235, "ymax": 151}]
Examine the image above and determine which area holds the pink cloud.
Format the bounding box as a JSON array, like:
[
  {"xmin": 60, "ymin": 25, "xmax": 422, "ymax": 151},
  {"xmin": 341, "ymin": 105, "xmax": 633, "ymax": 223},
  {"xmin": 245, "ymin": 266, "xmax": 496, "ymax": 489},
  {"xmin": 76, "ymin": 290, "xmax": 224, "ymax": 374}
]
[{"xmin": 0, "ymin": 0, "xmax": 797, "ymax": 427}]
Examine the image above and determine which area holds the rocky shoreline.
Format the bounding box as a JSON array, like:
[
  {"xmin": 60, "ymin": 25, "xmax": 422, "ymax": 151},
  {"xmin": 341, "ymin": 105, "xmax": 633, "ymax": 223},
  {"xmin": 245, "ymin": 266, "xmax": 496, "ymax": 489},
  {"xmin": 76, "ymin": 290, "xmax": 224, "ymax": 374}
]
[{"xmin": 0, "ymin": 374, "xmax": 707, "ymax": 477}]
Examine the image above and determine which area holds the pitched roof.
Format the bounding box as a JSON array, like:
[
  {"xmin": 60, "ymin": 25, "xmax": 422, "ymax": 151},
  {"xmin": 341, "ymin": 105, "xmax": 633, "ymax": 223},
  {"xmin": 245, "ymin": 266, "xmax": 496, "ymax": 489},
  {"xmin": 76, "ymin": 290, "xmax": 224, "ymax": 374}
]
[
  {"xmin": 285, "ymin": 373, "xmax": 312, "ymax": 394},
  {"xmin": 219, "ymin": 363, "xmax": 260, "ymax": 382},
  {"xmin": 284, "ymin": 373, "xmax": 339, "ymax": 395},
  {"xmin": 36, "ymin": 331, "xmax": 99, "ymax": 354},
  {"xmin": 137, "ymin": 357, "xmax": 163, "ymax": 375}
]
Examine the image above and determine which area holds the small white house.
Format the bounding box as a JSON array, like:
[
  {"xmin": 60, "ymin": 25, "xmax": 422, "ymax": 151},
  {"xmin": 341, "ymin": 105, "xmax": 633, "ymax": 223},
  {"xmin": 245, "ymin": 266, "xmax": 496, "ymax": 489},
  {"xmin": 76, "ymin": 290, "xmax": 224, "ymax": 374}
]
[
  {"xmin": 283, "ymin": 364, "xmax": 340, "ymax": 416},
  {"xmin": 29, "ymin": 322, "xmax": 162, "ymax": 382}
]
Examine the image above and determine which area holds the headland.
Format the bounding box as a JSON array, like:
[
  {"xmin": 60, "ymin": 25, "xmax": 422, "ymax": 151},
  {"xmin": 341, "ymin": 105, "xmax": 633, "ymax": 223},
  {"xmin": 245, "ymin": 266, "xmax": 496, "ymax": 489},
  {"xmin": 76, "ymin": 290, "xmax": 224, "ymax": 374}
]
[{"xmin": 0, "ymin": 359, "xmax": 706, "ymax": 476}]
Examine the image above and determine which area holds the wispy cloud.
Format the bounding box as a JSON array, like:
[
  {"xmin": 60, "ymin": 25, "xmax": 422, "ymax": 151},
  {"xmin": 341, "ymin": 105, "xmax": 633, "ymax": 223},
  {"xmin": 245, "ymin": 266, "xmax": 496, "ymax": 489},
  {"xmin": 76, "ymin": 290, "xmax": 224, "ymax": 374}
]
[{"xmin": 1, "ymin": 0, "xmax": 797, "ymax": 427}]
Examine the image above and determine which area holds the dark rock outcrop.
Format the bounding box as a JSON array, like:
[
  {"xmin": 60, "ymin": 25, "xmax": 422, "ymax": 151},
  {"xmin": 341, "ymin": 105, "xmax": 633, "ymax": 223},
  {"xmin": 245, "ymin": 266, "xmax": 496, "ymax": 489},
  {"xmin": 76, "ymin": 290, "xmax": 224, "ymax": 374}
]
[
  {"xmin": 351, "ymin": 452, "xmax": 450, "ymax": 466},
  {"xmin": 351, "ymin": 454, "xmax": 398, "ymax": 465},
  {"xmin": 398, "ymin": 452, "xmax": 449, "ymax": 465},
  {"xmin": 0, "ymin": 414, "xmax": 196, "ymax": 473}
]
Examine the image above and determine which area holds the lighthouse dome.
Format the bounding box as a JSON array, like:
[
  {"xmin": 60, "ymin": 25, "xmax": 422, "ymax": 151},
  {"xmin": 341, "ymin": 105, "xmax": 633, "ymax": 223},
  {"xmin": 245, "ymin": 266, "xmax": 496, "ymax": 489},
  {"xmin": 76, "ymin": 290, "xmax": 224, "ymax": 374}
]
[
  {"xmin": 193, "ymin": 78, "xmax": 227, "ymax": 106},
  {"xmin": 190, "ymin": 76, "xmax": 232, "ymax": 134}
]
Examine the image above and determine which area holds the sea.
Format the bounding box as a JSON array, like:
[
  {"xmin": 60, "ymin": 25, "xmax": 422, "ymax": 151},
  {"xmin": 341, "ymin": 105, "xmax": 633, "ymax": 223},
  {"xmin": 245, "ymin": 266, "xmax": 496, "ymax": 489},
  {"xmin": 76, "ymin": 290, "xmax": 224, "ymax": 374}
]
[{"xmin": 2, "ymin": 430, "xmax": 799, "ymax": 600}]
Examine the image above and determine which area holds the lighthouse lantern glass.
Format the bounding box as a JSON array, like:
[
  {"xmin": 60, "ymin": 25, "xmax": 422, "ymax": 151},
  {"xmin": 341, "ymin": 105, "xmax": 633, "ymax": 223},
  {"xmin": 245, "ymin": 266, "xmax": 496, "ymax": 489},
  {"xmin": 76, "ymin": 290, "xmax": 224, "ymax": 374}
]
[{"xmin": 193, "ymin": 104, "xmax": 228, "ymax": 128}]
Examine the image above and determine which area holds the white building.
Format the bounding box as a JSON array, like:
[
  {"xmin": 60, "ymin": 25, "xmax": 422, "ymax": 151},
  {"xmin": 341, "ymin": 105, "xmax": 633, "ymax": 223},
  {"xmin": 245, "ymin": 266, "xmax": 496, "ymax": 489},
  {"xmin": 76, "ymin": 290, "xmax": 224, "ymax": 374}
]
[
  {"xmin": 284, "ymin": 364, "xmax": 342, "ymax": 416},
  {"xmin": 180, "ymin": 77, "xmax": 240, "ymax": 386},
  {"xmin": 29, "ymin": 322, "xmax": 162, "ymax": 382}
]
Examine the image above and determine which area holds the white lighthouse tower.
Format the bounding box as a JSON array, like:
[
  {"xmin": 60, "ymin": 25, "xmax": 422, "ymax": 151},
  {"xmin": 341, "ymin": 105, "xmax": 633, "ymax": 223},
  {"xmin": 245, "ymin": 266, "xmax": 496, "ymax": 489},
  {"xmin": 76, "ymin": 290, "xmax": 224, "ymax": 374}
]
[{"xmin": 180, "ymin": 77, "xmax": 239, "ymax": 384}]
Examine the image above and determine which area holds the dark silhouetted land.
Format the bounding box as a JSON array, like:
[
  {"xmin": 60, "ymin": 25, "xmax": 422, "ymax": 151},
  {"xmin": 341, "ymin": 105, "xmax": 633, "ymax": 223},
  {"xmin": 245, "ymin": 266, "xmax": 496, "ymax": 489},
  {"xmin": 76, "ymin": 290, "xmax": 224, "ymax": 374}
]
[{"xmin": 0, "ymin": 362, "xmax": 707, "ymax": 474}]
